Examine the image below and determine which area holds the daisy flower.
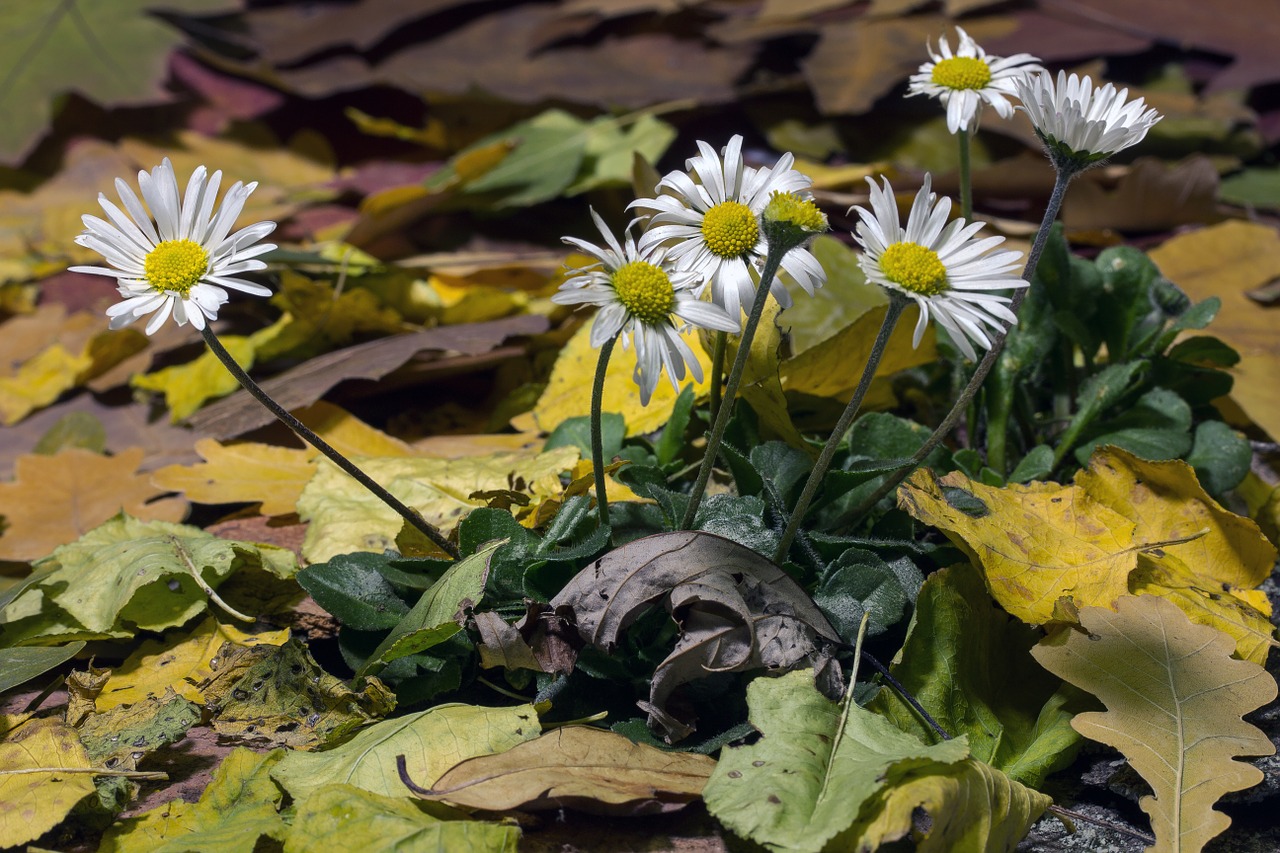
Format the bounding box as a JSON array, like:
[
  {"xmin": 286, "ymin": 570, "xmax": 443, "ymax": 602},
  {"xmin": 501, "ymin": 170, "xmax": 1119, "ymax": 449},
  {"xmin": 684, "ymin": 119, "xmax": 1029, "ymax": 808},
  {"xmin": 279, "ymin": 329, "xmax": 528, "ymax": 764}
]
[
  {"xmin": 851, "ymin": 175, "xmax": 1028, "ymax": 361},
  {"xmin": 907, "ymin": 27, "xmax": 1042, "ymax": 134},
  {"xmin": 629, "ymin": 135, "xmax": 826, "ymax": 320},
  {"xmin": 71, "ymin": 158, "xmax": 277, "ymax": 335},
  {"xmin": 1016, "ymin": 70, "xmax": 1162, "ymax": 167},
  {"xmin": 554, "ymin": 209, "xmax": 739, "ymax": 405}
]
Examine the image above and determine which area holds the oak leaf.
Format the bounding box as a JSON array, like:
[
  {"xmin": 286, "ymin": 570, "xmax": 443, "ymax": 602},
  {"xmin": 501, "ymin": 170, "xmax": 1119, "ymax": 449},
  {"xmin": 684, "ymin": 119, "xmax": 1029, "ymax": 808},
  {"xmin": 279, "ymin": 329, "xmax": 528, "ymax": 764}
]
[
  {"xmin": 1032, "ymin": 595, "xmax": 1277, "ymax": 852},
  {"xmin": 0, "ymin": 448, "xmax": 187, "ymax": 562}
]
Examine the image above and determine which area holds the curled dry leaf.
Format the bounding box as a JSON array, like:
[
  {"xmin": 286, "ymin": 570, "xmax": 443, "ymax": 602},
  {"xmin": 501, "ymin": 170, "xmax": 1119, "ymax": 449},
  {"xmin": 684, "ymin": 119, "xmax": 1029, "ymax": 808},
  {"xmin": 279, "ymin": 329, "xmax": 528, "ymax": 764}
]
[
  {"xmin": 402, "ymin": 725, "xmax": 716, "ymax": 816},
  {"xmin": 545, "ymin": 531, "xmax": 842, "ymax": 741}
]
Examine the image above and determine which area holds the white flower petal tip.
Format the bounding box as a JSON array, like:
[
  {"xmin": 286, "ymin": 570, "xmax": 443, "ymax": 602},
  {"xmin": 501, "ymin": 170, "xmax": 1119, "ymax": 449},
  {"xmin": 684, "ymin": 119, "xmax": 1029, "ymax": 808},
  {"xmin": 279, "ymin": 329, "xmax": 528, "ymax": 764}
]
[
  {"xmin": 1015, "ymin": 70, "xmax": 1163, "ymax": 166},
  {"xmin": 555, "ymin": 209, "xmax": 739, "ymax": 405},
  {"xmin": 73, "ymin": 161, "xmax": 277, "ymax": 335},
  {"xmin": 907, "ymin": 28, "xmax": 1042, "ymax": 134},
  {"xmin": 851, "ymin": 174, "xmax": 1029, "ymax": 362},
  {"xmin": 629, "ymin": 134, "xmax": 826, "ymax": 318}
]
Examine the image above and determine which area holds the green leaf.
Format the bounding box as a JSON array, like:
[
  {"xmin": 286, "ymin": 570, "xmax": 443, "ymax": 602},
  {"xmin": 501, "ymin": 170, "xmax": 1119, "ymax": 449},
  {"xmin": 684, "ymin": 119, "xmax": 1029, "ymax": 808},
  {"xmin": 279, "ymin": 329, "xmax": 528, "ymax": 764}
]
[
  {"xmin": 1008, "ymin": 445, "xmax": 1053, "ymax": 484},
  {"xmin": 296, "ymin": 553, "xmax": 411, "ymax": 632},
  {"xmin": 0, "ymin": 641, "xmax": 84, "ymax": 695},
  {"xmin": 0, "ymin": 0, "xmax": 239, "ymax": 161},
  {"xmin": 99, "ymin": 748, "xmax": 286, "ymax": 853},
  {"xmin": 1096, "ymin": 246, "xmax": 1163, "ymax": 361},
  {"xmin": 1052, "ymin": 360, "xmax": 1148, "ymax": 467},
  {"xmin": 284, "ymin": 784, "xmax": 519, "ymax": 853},
  {"xmin": 566, "ymin": 112, "xmax": 677, "ymax": 196},
  {"xmin": 1219, "ymin": 166, "xmax": 1280, "ymax": 210},
  {"xmin": 702, "ymin": 670, "xmax": 969, "ymax": 853},
  {"xmin": 1074, "ymin": 387, "xmax": 1192, "ymax": 465},
  {"xmin": 653, "ymin": 385, "xmax": 695, "ymax": 468},
  {"xmin": 544, "ymin": 413, "xmax": 624, "ymax": 462},
  {"xmin": 360, "ymin": 542, "xmax": 499, "ymax": 676},
  {"xmin": 1185, "ymin": 420, "xmax": 1252, "ymax": 496},
  {"xmin": 33, "ymin": 412, "xmax": 106, "ymax": 456},
  {"xmin": 270, "ymin": 703, "xmax": 540, "ymax": 804},
  {"xmin": 812, "ymin": 548, "xmax": 921, "ymax": 642},
  {"xmin": 868, "ymin": 565, "xmax": 1084, "ymax": 788},
  {"xmin": 2, "ymin": 513, "xmax": 296, "ymax": 643}
]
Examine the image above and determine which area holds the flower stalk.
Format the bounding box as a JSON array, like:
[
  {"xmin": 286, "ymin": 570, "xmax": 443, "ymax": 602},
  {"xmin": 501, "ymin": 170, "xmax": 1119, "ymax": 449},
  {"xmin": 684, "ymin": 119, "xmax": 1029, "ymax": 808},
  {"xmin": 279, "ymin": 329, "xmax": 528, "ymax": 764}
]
[
  {"xmin": 199, "ymin": 326, "xmax": 461, "ymax": 559},
  {"xmin": 590, "ymin": 335, "xmax": 618, "ymax": 531},
  {"xmin": 776, "ymin": 291, "xmax": 908, "ymax": 562}
]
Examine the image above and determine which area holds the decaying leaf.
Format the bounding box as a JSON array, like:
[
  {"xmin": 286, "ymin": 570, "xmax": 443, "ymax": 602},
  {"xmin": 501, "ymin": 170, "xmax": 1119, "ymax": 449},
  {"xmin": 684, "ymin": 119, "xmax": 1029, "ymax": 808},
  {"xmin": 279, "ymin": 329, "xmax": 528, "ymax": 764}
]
[
  {"xmin": 474, "ymin": 611, "xmax": 544, "ymax": 673},
  {"xmin": 77, "ymin": 688, "xmax": 200, "ymax": 773},
  {"xmin": 198, "ymin": 639, "xmax": 394, "ymax": 750},
  {"xmin": 1032, "ymin": 595, "xmax": 1277, "ymax": 852},
  {"xmin": 97, "ymin": 617, "xmax": 289, "ymax": 711},
  {"xmin": 0, "ymin": 447, "xmax": 188, "ymax": 562},
  {"xmin": 406, "ymin": 725, "xmax": 715, "ymax": 815},
  {"xmin": 546, "ymin": 531, "xmax": 841, "ymax": 741},
  {"xmin": 98, "ymin": 747, "xmax": 286, "ymax": 853},
  {"xmin": 0, "ymin": 717, "xmax": 98, "ymax": 849},
  {"xmin": 270, "ymin": 703, "xmax": 540, "ymax": 803},
  {"xmin": 287, "ymin": 784, "xmax": 520, "ymax": 852},
  {"xmin": 899, "ymin": 447, "xmax": 1277, "ymax": 661}
]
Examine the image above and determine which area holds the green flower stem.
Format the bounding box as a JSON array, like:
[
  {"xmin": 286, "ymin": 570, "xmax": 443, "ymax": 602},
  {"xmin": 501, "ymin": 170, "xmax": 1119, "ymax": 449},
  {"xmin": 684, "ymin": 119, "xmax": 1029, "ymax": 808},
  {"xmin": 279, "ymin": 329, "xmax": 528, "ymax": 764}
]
[
  {"xmin": 590, "ymin": 335, "xmax": 618, "ymax": 532},
  {"xmin": 841, "ymin": 166, "xmax": 1077, "ymax": 524},
  {"xmin": 708, "ymin": 330, "xmax": 727, "ymax": 424},
  {"xmin": 958, "ymin": 129, "xmax": 973, "ymax": 221},
  {"xmin": 199, "ymin": 325, "xmax": 460, "ymax": 559},
  {"xmin": 680, "ymin": 249, "xmax": 786, "ymax": 530},
  {"xmin": 775, "ymin": 292, "xmax": 907, "ymax": 562}
]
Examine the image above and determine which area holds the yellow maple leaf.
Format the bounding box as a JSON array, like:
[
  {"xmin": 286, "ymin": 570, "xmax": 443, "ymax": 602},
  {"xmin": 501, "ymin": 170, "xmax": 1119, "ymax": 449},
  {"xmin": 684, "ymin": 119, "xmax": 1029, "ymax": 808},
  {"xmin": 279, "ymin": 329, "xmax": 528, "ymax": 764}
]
[
  {"xmin": 0, "ymin": 448, "xmax": 188, "ymax": 562},
  {"xmin": 0, "ymin": 344, "xmax": 93, "ymax": 425},
  {"xmin": 151, "ymin": 439, "xmax": 315, "ymax": 517},
  {"xmin": 899, "ymin": 447, "xmax": 1277, "ymax": 661},
  {"xmin": 132, "ymin": 335, "xmax": 255, "ymax": 422}
]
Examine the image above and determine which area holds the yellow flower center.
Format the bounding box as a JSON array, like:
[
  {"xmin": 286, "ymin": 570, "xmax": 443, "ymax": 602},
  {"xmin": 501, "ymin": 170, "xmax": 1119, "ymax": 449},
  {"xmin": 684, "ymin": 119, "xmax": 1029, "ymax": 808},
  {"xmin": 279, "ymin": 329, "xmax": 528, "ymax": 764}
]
[
  {"xmin": 930, "ymin": 56, "xmax": 992, "ymax": 91},
  {"xmin": 700, "ymin": 201, "xmax": 759, "ymax": 259},
  {"xmin": 763, "ymin": 191, "xmax": 826, "ymax": 232},
  {"xmin": 144, "ymin": 239, "xmax": 209, "ymax": 296},
  {"xmin": 879, "ymin": 242, "xmax": 948, "ymax": 296},
  {"xmin": 613, "ymin": 261, "xmax": 676, "ymax": 326}
]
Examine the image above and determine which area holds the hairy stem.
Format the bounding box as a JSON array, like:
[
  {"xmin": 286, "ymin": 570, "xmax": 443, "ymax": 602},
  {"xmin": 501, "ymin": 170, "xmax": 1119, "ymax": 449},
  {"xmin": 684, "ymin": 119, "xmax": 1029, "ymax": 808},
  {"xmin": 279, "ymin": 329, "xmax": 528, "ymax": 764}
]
[{"xmin": 591, "ymin": 335, "xmax": 617, "ymax": 532}]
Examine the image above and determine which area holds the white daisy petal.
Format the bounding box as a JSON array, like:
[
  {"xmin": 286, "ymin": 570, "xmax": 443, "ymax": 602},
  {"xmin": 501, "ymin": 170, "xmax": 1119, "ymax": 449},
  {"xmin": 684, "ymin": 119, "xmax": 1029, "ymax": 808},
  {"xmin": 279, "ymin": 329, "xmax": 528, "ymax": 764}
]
[
  {"xmin": 555, "ymin": 207, "xmax": 737, "ymax": 405},
  {"xmin": 1016, "ymin": 70, "xmax": 1162, "ymax": 164},
  {"xmin": 630, "ymin": 135, "xmax": 824, "ymax": 316},
  {"xmin": 73, "ymin": 161, "xmax": 276, "ymax": 335},
  {"xmin": 907, "ymin": 27, "xmax": 1042, "ymax": 134},
  {"xmin": 851, "ymin": 174, "xmax": 1028, "ymax": 361}
]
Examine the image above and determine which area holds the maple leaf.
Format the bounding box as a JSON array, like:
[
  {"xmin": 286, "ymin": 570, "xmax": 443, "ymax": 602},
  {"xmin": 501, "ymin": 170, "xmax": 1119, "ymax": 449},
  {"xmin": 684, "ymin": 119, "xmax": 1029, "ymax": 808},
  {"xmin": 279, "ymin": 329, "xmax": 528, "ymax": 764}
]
[{"xmin": 0, "ymin": 448, "xmax": 187, "ymax": 562}]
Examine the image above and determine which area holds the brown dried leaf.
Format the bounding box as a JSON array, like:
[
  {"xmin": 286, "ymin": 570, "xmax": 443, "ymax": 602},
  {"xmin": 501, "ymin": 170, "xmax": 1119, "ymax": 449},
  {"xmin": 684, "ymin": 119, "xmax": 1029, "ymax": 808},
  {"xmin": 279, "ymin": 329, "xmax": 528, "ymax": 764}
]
[
  {"xmin": 548, "ymin": 531, "xmax": 841, "ymax": 741},
  {"xmin": 410, "ymin": 725, "xmax": 715, "ymax": 816}
]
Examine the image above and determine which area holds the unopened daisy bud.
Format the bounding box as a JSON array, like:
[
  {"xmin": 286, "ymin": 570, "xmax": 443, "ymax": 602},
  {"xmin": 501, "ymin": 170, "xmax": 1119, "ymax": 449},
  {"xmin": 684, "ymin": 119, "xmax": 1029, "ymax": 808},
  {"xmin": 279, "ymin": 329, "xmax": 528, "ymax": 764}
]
[
  {"xmin": 762, "ymin": 191, "xmax": 828, "ymax": 253},
  {"xmin": 1016, "ymin": 70, "xmax": 1162, "ymax": 172}
]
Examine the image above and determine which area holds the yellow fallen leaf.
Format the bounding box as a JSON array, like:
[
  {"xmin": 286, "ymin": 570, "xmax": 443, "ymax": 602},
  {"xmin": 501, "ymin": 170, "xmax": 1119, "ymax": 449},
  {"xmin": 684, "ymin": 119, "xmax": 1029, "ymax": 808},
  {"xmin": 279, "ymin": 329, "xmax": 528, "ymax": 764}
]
[
  {"xmin": 0, "ymin": 717, "xmax": 98, "ymax": 849},
  {"xmin": 296, "ymin": 447, "xmax": 578, "ymax": 563},
  {"xmin": 1148, "ymin": 221, "xmax": 1280, "ymax": 440},
  {"xmin": 0, "ymin": 448, "xmax": 188, "ymax": 563},
  {"xmin": 532, "ymin": 320, "xmax": 713, "ymax": 436},
  {"xmin": 426, "ymin": 274, "xmax": 529, "ymax": 325},
  {"xmin": 97, "ymin": 617, "xmax": 289, "ymax": 711},
  {"xmin": 721, "ymin": 296, "xmax": 808, "ymax": 447},
  {"xmin": 133, "ymin": 335, "xmax": 255, "ymax": 422},
  {"xmin": 780, "ymin": 301, "xmax": 938, "ymax": 403},
  {"xmin": 1033, "ymin": 596, "xmax": 1276, "ymax": 853},
  {"xmin": 0, "ymin": 344, "xmax": 94, "ymax": 425},
  {"xmin": 152, "ymin": 439, "xmax": 315, "ymax": 517},
  {"xmin": 268, "ymin": 271, "xmax": 403, "ymax": 350},
  {"xmin": 295, "ymin": 401, "xmax": 415, "ymax": 458},
  {"xmin": 899, "ymin": 447, "xmax": 1278, "ymax": 662}
]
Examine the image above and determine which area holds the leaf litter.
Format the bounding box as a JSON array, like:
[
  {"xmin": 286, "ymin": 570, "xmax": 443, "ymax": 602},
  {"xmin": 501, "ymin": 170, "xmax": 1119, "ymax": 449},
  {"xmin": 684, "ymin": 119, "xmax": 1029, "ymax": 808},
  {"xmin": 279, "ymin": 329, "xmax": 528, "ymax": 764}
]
[{"xmin": 1, "ymin": 0, "xmax": 1280, "ymax": 850}]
